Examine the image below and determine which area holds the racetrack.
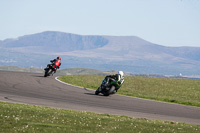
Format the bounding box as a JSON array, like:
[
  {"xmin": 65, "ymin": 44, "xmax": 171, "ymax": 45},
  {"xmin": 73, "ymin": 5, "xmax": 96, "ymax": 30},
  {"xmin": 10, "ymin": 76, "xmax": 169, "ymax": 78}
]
[{"xmin": 0, "ymin": 71, "xmax": 200, "ymax": 125}]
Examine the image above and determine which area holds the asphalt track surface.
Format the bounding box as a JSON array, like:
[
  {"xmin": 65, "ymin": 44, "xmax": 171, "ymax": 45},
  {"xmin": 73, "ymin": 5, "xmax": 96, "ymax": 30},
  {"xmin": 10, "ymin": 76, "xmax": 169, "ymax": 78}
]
[{"xmin": 0, "ymin": 71, "xmax": 200, "ymax": 125}]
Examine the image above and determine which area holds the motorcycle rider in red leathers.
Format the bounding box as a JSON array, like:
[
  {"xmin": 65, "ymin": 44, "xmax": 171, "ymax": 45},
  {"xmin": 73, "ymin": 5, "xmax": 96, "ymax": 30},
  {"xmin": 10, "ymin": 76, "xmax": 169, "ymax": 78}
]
[{"xmin": 45, "ymin": 56, "xmax": 61, "ymax": 73}]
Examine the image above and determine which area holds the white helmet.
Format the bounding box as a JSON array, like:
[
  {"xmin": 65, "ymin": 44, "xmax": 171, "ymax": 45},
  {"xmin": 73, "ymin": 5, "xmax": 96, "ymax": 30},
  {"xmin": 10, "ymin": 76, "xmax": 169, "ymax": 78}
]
[{"xmin": 118, "ymin": 71, "xmax": 124, "ymax": 77}]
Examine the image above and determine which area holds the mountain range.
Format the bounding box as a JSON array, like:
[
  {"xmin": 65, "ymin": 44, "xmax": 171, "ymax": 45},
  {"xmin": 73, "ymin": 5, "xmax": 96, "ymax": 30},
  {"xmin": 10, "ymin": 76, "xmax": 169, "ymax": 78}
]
[{"xmin": 0, "ymin": 31, "xmax": 200, "ymax": 75}]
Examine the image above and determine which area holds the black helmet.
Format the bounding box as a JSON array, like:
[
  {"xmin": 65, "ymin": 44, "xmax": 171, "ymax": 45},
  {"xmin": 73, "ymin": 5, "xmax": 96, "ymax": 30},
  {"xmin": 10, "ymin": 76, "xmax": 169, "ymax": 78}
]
[{"xmin": 57, "ymin": 56, "xmax": 61, "ymax": 60}]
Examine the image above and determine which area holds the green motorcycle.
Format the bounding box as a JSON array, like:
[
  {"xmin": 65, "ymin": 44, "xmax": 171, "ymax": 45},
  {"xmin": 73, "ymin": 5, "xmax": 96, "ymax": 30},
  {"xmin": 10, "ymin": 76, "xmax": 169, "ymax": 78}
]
[{"xmin": 95, "ymin": 77, "xmax": 122, "ymax": 96}]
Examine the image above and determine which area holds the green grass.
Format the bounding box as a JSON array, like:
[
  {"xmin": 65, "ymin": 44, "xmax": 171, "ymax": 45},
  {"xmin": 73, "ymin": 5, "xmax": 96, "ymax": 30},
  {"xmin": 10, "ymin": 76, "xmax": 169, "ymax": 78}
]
[
  {"xmin": 0, "ymin": 102, "xmax": 200, "ymax": 132},
  {"xmin": 58, "ymin": 75, "xmax": 200, "ymax": 107}
]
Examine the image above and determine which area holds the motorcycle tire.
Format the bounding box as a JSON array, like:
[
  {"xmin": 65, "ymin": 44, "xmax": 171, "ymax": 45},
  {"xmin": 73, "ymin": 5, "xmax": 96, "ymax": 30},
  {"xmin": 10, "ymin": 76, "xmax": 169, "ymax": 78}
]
[
  {"xmin": 44, "ymin": 68, "xmax": 51, "ymax": 77},
  {"xmin": 103, "ymin": 86, "xmax": 115, "ymax": 96},
  {"xmin": 103, "ymin": 87, "xmax": 111, "ymax": 96},
  {"xmin": 95, "ymin": 87, "xmax": 100, "ymax": 95},
  {"xmin": 44, "ymin": 69, "xmax": 49, "ymax": 77}
]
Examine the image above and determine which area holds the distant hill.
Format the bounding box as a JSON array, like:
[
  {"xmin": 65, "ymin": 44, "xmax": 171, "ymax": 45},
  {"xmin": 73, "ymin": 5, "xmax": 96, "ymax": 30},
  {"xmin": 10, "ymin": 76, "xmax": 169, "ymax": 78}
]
[
  {"xmin": 0, "ymin": 31, "xmax": 200, "ymax": 75},
  {"xmin": 0, "ymin": 31, "xmax": 108, "ymax": 53}
]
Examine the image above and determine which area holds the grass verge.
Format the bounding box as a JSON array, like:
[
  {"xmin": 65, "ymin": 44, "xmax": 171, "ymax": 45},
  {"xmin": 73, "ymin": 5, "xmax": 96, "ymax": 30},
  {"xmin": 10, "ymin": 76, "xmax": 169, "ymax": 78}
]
[
  {"xmin": 58, "ymin": 75, "xmax": 200, "ymax": 107},
  {"xmin": 0, "ymin": 102, "xmax": 200, "ymax": 132}
]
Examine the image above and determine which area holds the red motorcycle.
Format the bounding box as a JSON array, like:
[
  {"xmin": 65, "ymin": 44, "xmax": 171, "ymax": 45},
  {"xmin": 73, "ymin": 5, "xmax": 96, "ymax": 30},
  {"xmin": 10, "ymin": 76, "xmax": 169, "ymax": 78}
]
[{"xmin": 44, "ymin": 61, "xmax": 60, "ymax": 77}]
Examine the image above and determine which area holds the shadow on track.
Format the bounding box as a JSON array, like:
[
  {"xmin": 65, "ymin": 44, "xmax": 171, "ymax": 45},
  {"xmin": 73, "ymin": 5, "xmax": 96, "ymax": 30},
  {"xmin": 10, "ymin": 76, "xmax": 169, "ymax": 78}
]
[
  {"xmin": 84, "ymin": 93, "xmax": 109, "ymax": 97},
  {"xmin": 32, "ymin": 75, "xmax": 45, "ymax": 78}
]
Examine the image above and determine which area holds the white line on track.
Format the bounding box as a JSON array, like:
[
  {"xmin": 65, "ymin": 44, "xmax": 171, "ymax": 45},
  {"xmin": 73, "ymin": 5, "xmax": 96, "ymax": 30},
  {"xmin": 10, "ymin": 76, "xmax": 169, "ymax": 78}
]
[{"xmin": 55, "ymin": 76, "xmax": 94, "ymax": 91}]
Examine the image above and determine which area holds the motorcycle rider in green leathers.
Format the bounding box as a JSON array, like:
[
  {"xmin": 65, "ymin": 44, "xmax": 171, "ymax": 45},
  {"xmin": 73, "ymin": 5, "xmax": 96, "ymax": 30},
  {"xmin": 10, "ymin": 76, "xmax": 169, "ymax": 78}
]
[{"xmin": 104, "ymin": 71, "xmax": 124, "ymax": 93}]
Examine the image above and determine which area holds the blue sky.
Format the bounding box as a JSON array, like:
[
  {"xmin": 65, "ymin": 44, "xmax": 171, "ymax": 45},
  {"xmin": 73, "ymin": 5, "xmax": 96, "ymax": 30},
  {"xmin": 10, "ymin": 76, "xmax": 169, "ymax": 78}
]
[{"xmin": 0, "ymin": 0, "xmax": 200, "ymax": 47}]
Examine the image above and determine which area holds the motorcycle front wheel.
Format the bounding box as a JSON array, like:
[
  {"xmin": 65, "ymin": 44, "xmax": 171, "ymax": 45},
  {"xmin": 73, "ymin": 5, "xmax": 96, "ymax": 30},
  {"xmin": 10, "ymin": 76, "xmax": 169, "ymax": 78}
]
[
  {"xmin": 95, "ymin": 87, "xmax": 100, "ymax": 95},
  {"xmin": 103, "ymin": 86, "xmax": 115, "ymax": 96},
  {"xmin": 44, "ymin": 68, "xmax": 51, "ymax": 77}
]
